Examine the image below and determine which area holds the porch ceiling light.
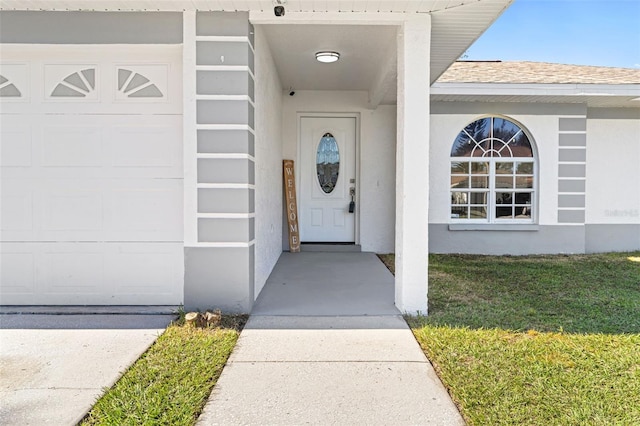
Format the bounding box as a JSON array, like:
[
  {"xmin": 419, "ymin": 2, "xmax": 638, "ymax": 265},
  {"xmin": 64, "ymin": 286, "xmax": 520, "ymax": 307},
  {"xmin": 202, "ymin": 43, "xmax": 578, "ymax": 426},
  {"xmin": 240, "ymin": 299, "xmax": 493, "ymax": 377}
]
[{"xmin": 316, "ymin": 51, "xmax": 340, "ymax": 63}]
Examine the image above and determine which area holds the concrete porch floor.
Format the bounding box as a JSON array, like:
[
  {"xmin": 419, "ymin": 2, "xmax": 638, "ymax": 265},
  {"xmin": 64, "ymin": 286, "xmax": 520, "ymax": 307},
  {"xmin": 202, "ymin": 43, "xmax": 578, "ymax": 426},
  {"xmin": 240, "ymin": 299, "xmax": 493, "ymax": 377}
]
[
  {"xmin": 197, "ymin": 252, "xmax": 464, "ymax": 425},
  {"xmin": 251, "ymin": 252, "xmax": 399, "ymax": 316}
]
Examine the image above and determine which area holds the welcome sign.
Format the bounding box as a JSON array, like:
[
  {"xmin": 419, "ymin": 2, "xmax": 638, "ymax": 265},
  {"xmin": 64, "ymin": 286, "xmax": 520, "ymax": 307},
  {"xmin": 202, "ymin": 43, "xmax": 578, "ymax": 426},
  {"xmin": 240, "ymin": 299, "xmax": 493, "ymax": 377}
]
[{"xmin": 283, "ymin": 160, "xmax": 301, "ymax": 253}]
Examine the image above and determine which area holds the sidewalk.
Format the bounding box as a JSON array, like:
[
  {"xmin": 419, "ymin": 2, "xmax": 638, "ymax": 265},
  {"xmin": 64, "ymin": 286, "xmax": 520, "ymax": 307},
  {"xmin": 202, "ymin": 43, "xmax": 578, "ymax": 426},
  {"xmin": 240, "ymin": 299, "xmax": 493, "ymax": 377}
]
[{"xmin": 197, "ymin": 252, "xmax": 464, "ymax": 425}]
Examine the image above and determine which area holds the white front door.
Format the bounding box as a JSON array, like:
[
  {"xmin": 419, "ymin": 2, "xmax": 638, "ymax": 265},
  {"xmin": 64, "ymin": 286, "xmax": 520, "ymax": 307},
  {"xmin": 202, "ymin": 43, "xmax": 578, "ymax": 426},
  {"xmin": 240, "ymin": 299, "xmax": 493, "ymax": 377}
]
[{"xmin": 299, "ymin": 116, "xmax": 357, "ymax": 242}]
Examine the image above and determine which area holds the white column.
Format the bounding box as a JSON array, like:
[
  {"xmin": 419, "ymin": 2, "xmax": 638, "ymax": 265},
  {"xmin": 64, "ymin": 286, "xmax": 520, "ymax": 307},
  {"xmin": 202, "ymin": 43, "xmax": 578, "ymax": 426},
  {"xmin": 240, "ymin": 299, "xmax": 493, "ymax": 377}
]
[
  {"xmin": 395, "ymin": 16, "xmax": 430, "ymax": 314},
  {"xmin": 183, "ymin": 11, "xmax": 198, "ymax": 245}
]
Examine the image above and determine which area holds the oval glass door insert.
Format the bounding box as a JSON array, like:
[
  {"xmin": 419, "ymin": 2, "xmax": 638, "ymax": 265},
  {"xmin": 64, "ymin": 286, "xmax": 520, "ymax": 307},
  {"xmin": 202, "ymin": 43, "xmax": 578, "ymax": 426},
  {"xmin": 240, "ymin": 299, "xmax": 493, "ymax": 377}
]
[{"xmin": 316, "ymin": 132, "xmax": 340, "ymax": 194}]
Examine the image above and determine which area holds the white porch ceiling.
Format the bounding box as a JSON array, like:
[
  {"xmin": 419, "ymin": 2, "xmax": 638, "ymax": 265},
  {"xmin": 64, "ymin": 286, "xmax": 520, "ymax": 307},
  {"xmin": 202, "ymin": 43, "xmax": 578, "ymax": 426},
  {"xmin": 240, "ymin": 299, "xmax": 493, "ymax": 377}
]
[
  {"xmin": 0, "ymin": 0, "xmax": 513, "ymax": 105},
  {"xmin": 260, "ymin": 24, "xmax": 398, "ymax": 102}
]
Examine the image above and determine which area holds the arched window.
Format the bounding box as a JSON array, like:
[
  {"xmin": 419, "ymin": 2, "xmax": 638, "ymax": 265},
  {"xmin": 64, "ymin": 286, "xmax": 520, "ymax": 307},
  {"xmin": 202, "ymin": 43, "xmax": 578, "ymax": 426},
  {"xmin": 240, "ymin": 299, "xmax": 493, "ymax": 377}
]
[{"xmin": 450, "ymin": 116, "xmax": 536, "ymax": 223}]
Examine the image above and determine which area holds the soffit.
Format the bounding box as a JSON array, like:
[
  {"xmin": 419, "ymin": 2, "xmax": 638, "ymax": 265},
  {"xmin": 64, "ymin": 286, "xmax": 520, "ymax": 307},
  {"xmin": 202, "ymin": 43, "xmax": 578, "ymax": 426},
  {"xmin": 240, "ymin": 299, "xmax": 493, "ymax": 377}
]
[{"xmin": 429, "ymin": 0, "xmax": 514, "ymax": 82}]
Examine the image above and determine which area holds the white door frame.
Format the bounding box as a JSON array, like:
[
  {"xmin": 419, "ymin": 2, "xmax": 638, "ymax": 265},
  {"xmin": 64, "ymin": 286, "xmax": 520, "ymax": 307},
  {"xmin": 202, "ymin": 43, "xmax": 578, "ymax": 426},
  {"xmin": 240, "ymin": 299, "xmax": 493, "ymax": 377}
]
[{"xmin": 297, "ymin": 112, "xmax": 361, "ymax": 245}]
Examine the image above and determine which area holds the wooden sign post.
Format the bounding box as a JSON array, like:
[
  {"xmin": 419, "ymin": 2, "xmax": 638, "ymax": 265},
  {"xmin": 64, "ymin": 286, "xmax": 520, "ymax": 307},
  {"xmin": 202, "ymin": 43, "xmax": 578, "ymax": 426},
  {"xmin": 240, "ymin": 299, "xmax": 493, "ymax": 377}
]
[{"xmin": 283, "ymin": 160, "xmax": 301, "ymax": 252}]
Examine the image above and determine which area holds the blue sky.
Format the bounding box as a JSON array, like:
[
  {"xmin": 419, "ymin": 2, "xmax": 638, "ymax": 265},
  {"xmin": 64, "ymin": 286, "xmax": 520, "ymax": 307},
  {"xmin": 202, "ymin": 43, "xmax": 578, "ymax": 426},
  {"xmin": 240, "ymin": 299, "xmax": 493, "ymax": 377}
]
[{"xmin": 466, "ymin": 0, "xmax": 640, "ymax": 68}]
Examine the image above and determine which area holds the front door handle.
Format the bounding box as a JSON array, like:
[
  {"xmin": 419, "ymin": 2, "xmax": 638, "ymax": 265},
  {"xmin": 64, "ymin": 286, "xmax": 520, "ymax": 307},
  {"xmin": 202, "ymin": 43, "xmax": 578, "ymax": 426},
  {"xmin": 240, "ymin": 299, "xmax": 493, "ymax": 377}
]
[{"xmin": 349, "ymin": 187, "xmax": 355, "ymax": 213}]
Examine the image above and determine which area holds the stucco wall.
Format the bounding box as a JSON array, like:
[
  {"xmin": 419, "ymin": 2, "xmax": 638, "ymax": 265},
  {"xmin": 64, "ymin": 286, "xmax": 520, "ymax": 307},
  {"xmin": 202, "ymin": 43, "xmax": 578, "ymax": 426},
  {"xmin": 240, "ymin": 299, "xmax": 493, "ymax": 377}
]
[
  {"xmin": 429, "ymin": 102, "xmax": 588, "ymax": 254},
  {"xmin": 184, "ymin": 11, "xmax": 256, "ymax": 312},
  {"xmin": 585, "ymin": 108, "xmax": 640, "ymax": 252},
  {"xmin": 281, "ymin": 91, "xmax": 396, "ymax": 253},
  {"xmin": 253, "ymin": 26, "xmax": 284, "ymax": 297},
  {"xmin": 0, "ymin": 11, "xmax": 182, "ymax": 44}
]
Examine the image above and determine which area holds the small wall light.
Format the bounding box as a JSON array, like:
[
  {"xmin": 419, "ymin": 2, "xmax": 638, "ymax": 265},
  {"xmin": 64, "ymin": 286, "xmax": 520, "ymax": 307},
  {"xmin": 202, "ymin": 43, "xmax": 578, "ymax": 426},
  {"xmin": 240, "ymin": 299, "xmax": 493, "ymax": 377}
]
[{"xmin": 315, "ymin": 51, "xmax": 340, "ymax": 63}]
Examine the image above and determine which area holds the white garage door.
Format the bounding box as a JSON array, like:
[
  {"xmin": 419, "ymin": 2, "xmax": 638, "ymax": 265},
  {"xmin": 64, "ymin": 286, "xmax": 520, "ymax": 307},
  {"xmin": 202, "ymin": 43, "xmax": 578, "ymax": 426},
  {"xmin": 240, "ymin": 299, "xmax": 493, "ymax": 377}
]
[{"xmin": 0, "ymin": 45, "xmax": 184, "ymax": 305}]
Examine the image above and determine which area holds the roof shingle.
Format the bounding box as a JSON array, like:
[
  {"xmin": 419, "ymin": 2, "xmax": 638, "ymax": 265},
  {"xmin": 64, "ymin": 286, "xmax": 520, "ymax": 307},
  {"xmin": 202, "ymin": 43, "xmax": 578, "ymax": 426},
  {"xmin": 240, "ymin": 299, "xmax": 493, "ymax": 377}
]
[{"xmin": 437, "ymin": 61, "xmax": 640, "ymax": 85}]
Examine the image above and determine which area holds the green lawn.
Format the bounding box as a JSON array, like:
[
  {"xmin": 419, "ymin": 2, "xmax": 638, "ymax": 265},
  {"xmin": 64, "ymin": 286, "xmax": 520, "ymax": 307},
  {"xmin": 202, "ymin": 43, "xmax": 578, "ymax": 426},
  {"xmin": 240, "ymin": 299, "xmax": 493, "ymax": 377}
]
[
  {"xmin": 380, "ymin": 252, "xmax": 640, "ymax": 426},
  {"xmin": 81, "ymin": 315, "xmax": 247, "ymax": 426}
]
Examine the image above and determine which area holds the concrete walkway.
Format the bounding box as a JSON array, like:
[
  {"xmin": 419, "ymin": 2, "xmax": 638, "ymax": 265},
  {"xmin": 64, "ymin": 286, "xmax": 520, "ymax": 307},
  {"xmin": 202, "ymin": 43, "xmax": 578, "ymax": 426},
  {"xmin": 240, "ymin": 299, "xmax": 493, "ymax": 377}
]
[
  {"xmin": 198, "ymin": 252, "xmax": 464, "ymax": 425},
  {"xmin": 0, "ymin": 312, "xmax": 174, "ymax": 425}
]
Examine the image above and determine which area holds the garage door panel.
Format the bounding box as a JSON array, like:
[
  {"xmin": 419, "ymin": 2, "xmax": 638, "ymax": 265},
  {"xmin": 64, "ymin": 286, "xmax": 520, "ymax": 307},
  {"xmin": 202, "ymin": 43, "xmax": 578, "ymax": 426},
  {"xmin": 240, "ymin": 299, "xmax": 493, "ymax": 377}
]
[
  {"xmin": 109, "ymin": 187, "xmax": 182, "ymax": 237},
  {"xmin": 105, "ymin": 243, "xmax": 183, "ymax": 304},
  {"xmin": 0, "ymin": 252, "xmax": 35, "ymax": 296},
  {"xmin": 109, "ymin": 251, "xmax": 180, "ymax": 295},
  {"xmin": 44, "ymin": 191, "xmax": 103, "ymax": 232},
  {"xmin": 0, "ymin": 193, "xmax": 34, "ymax": 233},
  {"xmin": 43, "ymin": 251, "xmax": 104, "ymax": 293},
  {"xmin": 103, "ymin": 179, "xmax": 183, "ymax": 241},
  {"xmin": 42, "ymin": 126, "xmax": 103, "ymax": 167},
  {"xmin": 1, "ymin": 45, "xmax": 182, "ymax": 116},
  {"xmin": 0, "ymin": 125, "xmax": 32, "ymax": 167},
  {"xmin": 1, "ymin": 45, "xmax": 183, "ymax": 306},
  {"xmin": 2, "ymin": 116, "xmax": 182, "ymax": 180},
  {"xmin": 2, "ymin": 178, "xmax": 182, "ymax": 242},
  {"xmin": 37, "ymin": 180, "xmax": 103, "ymax": 239},
  {"xmin": 0, "ymin": 242, "xmax": 183, "ymax": 305},
  {"xmin": 108, "ymin": 125, "xmax": 181, "ymax": 169}
]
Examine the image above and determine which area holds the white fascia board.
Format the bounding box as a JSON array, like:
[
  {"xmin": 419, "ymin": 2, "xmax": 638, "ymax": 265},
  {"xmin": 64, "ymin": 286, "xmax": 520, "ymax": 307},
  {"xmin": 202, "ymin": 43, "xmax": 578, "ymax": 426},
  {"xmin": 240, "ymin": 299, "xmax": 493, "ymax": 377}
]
[
  {"xmin": 248, "ymin": 11, "xmax": 428, "ymax": 25},
  {"xmin": 431, "ymin": 82, "xmax": 640, "ymax": 98},
  {"xmin": 0, "ymin": 0, "xmax": 487, "ymax": 12},
  {"xmin": 0, "ymin": 1, "xmax": 196, "ymax": 11}
]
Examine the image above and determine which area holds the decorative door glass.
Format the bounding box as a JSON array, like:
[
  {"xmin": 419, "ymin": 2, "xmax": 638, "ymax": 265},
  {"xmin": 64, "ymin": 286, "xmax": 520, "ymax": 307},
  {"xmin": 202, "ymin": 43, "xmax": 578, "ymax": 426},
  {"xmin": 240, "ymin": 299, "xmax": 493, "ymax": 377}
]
[{"xmin": 316, "ymin": 132, "xmax": 340, "ymax": 194}]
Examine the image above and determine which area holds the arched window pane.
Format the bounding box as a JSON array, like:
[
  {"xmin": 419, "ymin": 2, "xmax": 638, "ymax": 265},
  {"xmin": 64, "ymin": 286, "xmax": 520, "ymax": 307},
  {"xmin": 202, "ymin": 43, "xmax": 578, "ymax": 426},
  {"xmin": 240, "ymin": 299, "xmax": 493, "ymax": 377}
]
[
  {"xmin": 451, "ymin": 132, "xmax": 474, "ymax": 157},
  {"xmin": 451, "ymin": 117, "xmax": 533, "ymax": 158},
  {"xmin": 509, "ymin": 131, "xmax": 533, "ymax": 157},
  {"xmin": 466, "ymin": 118, "xmax": 491, "ymax": 143},
  {"xmin": 493, "ymin": 117, "xmax": 520, "ymax": 142}
]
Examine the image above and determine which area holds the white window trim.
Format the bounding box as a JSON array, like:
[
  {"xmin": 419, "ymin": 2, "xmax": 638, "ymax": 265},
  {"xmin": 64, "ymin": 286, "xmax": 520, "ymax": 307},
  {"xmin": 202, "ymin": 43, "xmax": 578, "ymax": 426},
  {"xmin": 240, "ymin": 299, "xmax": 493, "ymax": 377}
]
[
  {"xmin": 449, "ymin": 116, "xmax": 539, "ymax": 227},
  {"xmin": 449, "ymin": 224, "xmax": 539, "ymax": 231},
  {"xmin": 450, "ymin": 157, "xmax": 536, "ymax": 224}
]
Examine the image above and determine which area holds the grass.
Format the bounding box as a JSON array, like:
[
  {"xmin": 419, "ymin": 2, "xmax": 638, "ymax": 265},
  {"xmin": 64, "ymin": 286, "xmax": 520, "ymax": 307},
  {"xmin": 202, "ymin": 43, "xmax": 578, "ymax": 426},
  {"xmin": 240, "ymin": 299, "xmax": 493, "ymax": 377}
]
[
  {"xmin": 380, "ymin": 252, "xmax": 640, "ymax": 426},
  {"xmin": 80, "ymin": 314, "xmax": 247, "ymax": 426}
]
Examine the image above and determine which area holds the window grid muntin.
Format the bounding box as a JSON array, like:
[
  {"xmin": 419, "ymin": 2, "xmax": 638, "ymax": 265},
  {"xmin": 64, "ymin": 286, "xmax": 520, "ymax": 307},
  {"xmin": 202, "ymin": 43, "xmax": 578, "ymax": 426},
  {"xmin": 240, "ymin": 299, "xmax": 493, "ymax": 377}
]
[
  {"xmin": 451, "ymin": 158, "xmax": 535, "ymax": 222},
  {"xmin": 451, "ymin": 116, "xmax": 536, "ymax": 223}
]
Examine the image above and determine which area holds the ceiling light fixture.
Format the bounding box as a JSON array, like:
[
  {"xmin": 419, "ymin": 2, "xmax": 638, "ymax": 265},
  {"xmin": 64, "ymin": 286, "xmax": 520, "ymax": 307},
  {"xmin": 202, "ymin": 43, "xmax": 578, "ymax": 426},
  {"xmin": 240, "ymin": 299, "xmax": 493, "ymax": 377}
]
[{"xmin": 316, "ymin": 51, "xmax": 340, "ymax": 63}]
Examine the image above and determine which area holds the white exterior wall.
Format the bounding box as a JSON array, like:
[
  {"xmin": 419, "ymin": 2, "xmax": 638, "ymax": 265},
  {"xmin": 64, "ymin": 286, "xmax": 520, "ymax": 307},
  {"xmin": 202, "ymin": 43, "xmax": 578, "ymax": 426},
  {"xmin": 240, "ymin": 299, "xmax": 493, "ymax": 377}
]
[
  {"xmin": 254, "ymin": 26, "xmax": 283, "ymax": 296},
  {"xmin": 585, "ymin": 108, "xmax": 640, "ymax": 252},
  {"xmin": 281, "ymin": 90, "xmax": 396, "ymax": 253},
  {"xmin": 430, "ymin": 102, "xmax": 574, "ymax": 225},
  {"xmin": 586, "ymin": 109, "xmax": 640, "ymax": 225},
  {"xmin": 429, "ymin": 102, "xmax": 589, "ymax": 254}
]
